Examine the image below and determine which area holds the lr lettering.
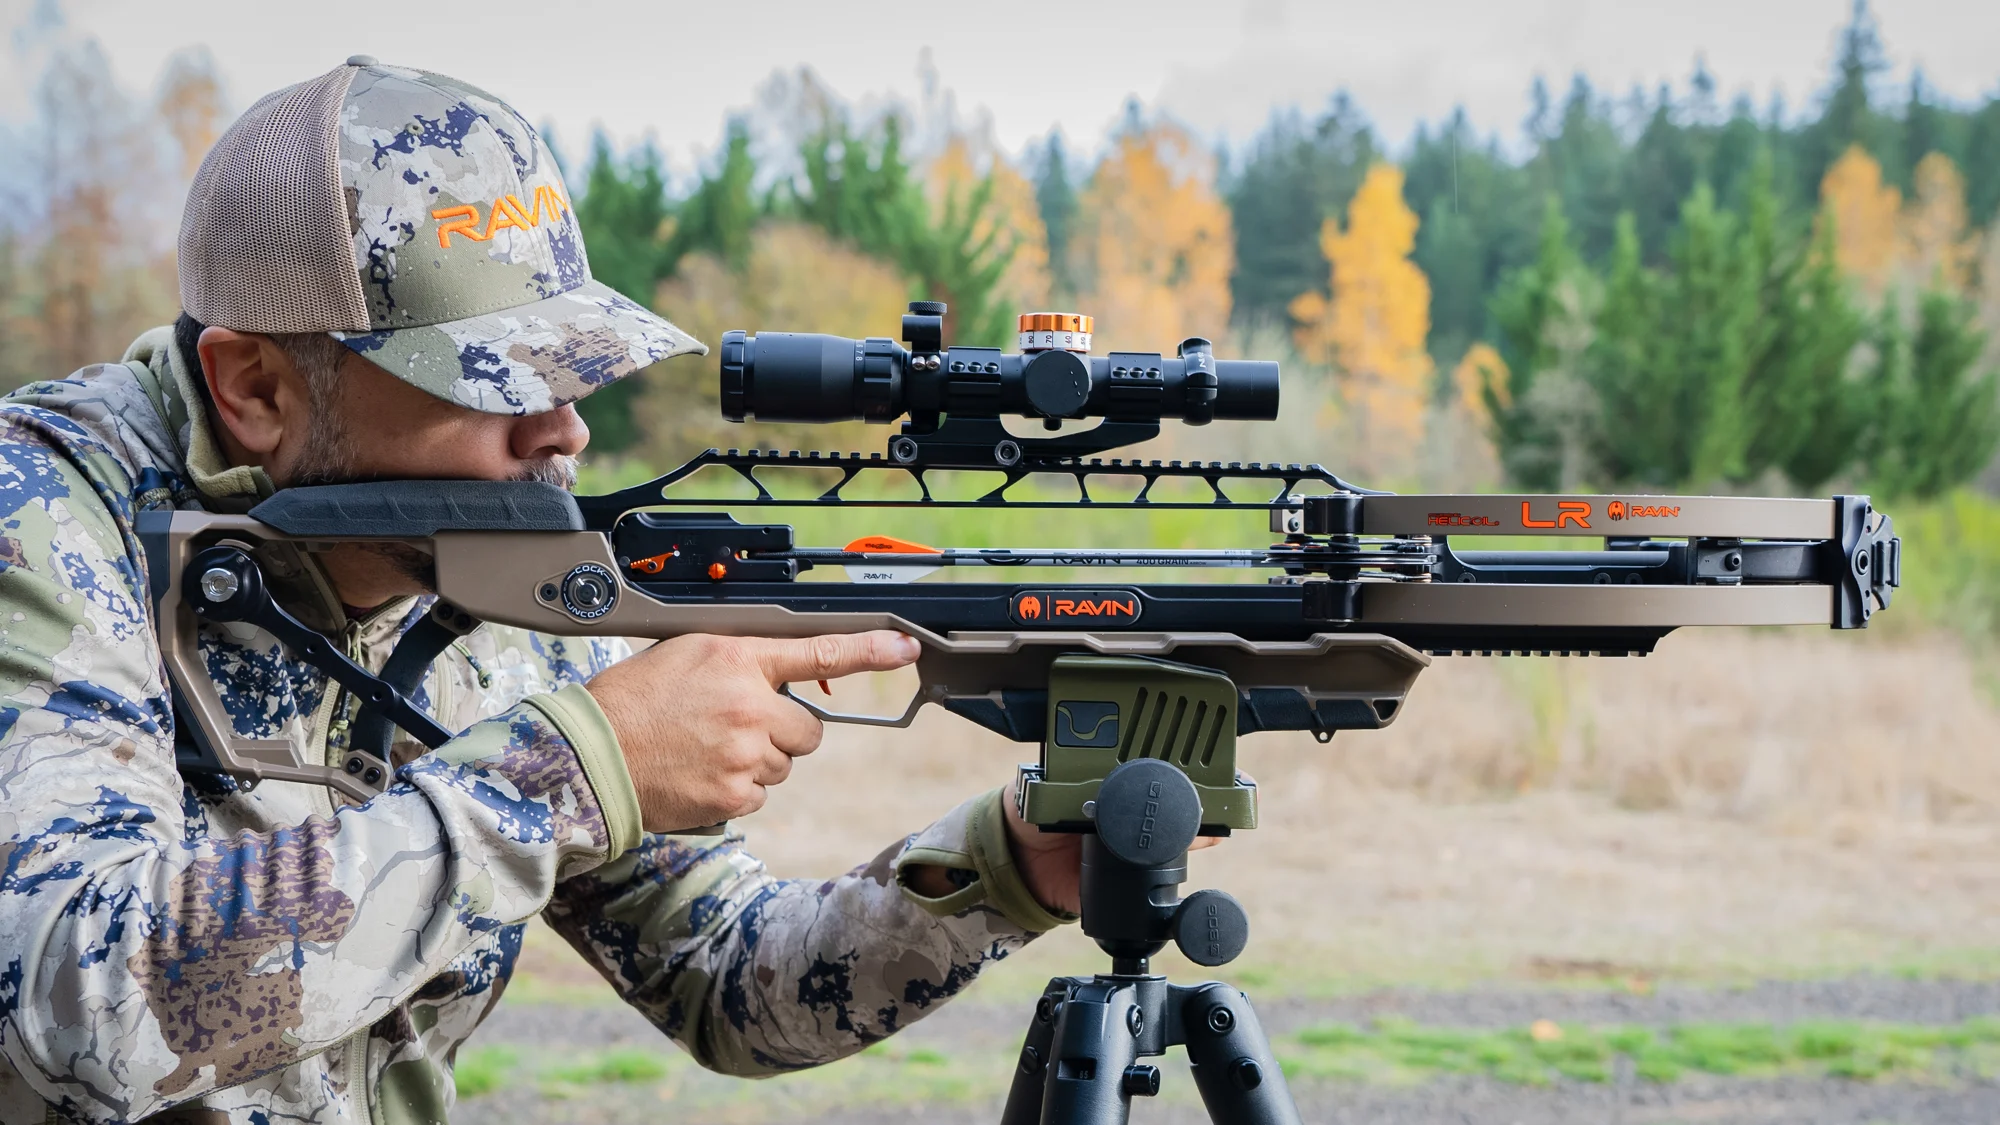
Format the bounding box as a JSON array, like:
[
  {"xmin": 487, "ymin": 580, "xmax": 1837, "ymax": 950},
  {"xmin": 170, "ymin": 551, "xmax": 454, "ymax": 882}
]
[{"xmin": 1521, "ymin": 500, "xmax": 1592, "ymax": 530}]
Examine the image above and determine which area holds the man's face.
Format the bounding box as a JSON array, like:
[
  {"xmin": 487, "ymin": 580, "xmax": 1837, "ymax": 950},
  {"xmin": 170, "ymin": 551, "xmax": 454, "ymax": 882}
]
[
  {"xmin": 257, "ymin": 342, "xmax": 593, "ymax": 610},
  {"xmin": 289, "ymin": 348, "xmax": 590, "ymax": 491}
]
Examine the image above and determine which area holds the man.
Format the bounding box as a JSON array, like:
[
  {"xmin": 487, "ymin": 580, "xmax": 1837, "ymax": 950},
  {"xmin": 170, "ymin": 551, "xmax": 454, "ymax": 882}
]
[{"xmin": 0, "ymin": 58, "xmax": 1088, "ymax": 1124}]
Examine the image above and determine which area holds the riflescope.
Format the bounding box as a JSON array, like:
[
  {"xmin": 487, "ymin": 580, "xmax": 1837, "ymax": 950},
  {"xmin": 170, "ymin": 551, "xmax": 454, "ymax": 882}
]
[{"xmin": 719, "ymin": 302, "xmax": 1279, "ymax": 429}]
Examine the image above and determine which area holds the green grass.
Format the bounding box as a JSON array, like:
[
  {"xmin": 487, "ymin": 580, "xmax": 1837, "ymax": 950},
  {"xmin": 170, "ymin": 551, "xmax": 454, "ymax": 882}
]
[
  {"xmin": 547, "ymin": 1047, "xmax": 675, "ymax": 1085},
  {"xmin": 1893, "ymin": 491, "xmax": 2000, "ymax": 645},
  {"xmin": 453, "ymin": 1016, "xmax": 2000, "ymax": 1109},
  {"xmin": 452, "ymin": 1046, "xmax": 519, "ymax": 1098},
  {"xmin": 1276, "ymin": 1016, "xmax": 2000, "ymax": 1087}
]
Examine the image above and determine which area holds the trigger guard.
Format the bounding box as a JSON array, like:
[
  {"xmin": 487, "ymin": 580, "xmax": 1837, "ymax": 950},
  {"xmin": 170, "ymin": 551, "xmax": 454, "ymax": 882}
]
[{"xmin": 781, "ymin": 683, "xmax": 927, "ymax": 728}]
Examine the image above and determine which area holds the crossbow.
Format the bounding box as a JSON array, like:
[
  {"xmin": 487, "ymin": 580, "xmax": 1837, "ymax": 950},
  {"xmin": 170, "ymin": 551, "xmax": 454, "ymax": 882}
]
[{"xmin": 139, "ymin": 301, "xmax": 1902, "ymax": 1122}]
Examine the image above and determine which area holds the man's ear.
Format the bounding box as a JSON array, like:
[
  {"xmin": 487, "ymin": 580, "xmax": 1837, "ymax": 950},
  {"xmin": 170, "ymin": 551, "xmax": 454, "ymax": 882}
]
[{"xmin": 197, "ymin": 327, "xmax": 307, "ymax": 462}]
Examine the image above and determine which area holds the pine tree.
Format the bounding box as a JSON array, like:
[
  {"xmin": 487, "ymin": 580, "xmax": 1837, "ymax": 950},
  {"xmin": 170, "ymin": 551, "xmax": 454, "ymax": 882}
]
[
  {"xmin": 792, "ymin": 114, "xmax": 926, "ymax": 260},
  {"xmin": 1803, "ymin": 0, "xmax": 1892, "ymax": 192},
  {"xmin": 1774, "ymin": 221, "xmax": 1869, "ymax": 492},
  {"xmin": 1710, "ymin": 94, "xmax": 1769, "ymax": 212},
  {"xmin": 1403, "ymin": 110, "xmax": 1540, "ymax": 369},
  {"xmin": 914, "ymin": 138, "xmax": 1026, "ymax": 347},
  {"xmin": 1736, "ymin": 153, "xmax": 1867, "ymax": 492},
  {"xmin": 1585, "ymin": 213, "xmax": 1661, "ymax": 483},
  {"xmin": 1902, "ymin": 71, "xmax": 1950, "ymax": 176},
  {"xmin": 1226, "ymin": 95, "xmax": 1376, "ymax": 327},
  {"xmin": 1528, "ymin": 77, "xmax": 1628, "ymax": 262},
  {"xmin": 1626, "ymin": 85, "xmax": 1702, "ymax": 262},
  {"xmin": 1488, "ymin": 196, "xmax": 1594, "ymax": 489},
  {"xmin": 1661, "ymin": 182, "xmax": 1755, "ymax": 485},
  {"xmin": 786, "ymin": 112, "xmax": 1020, "ymax": 346},
  {"xmin": 1033, "ymin": 133, "xmax": 1079, "ymax": 297},
  {"xmin": 1415, "ymin": 198, "xmax": 1484, "ymax": 371},
  {"xmin": 1866, "ymin": 288, "xmax": 2000, "ymax": 498},
  {"xmin": 668, "ymin": 118, "xmax": 758, "ymax": 274},
  {"xmin": 1966, "ymin": 98, "xmax": 2000, "ymax": 227},
  {"xmin": 577, "ymin": 132, "xmax": 674, "ymax": 303},
  {"xmin": 574, "ymin": 133, "xmax": 676, "ymax": 453}
]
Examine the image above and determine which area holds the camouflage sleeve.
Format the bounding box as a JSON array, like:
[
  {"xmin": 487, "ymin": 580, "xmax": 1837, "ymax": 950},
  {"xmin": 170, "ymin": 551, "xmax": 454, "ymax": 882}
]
[
  {"xmin": 0, "ymin": 426, "xmax": 637, "ymax": 1121},
  {"xmin": 543, "ymin": 788, "xmax": 1072, "ymax": 1076}
]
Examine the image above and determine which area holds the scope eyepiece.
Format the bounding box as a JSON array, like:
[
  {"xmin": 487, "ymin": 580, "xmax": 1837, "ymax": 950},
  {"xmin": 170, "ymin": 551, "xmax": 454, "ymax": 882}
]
[{"xmin": 719, "ymin": 307, "xmax": 1278, "ymax": 428}]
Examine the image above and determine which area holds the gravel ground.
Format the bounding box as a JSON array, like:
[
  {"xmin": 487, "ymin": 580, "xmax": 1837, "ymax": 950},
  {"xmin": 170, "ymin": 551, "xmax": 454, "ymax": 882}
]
[
  {"xmin": 793, "ymin": 1077, "xmax": 2000, "ymax": 1125},
  {"xmin": 462, "ymin": 976, "xmax": 2000, "ymax": 1125},
  {"xmin": 477, "ymin": 975, "xmax": 2000, "ymax": 1048},
  {"xmin": 1254, "ymin": 976, "xmax": 2000, "ymax": 1034}
]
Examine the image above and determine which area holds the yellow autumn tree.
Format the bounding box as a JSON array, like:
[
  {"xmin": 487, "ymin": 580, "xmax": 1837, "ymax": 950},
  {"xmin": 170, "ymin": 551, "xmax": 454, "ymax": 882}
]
[
  {"xmin": 1451, "ymin": 341, "xmax": 1509, "ymax": 426},
  {"xmin": 1818, "ymin": 144, "xmax": 1902, "ymax": 293},
  {"xmin": 927, "ymin": 134, "xmax": 1051, "ymax": 319},
  {"xmin": 1900, "ymin": 151, "xmax": 1979, "ymax": 292},
  {"xmin": 1289, "ymin": 163, "xmax": 1433, "ymax": 444},
  {"xmin": 1069, "ymin": 118, "xmax": 1233, "ymax": 352}
]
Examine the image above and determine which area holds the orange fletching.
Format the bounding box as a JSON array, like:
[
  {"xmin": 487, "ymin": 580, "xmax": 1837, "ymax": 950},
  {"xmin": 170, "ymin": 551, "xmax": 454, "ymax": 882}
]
[{"xmin": 845, "ymin": 535, "xmax": 940, "ymax": 555}]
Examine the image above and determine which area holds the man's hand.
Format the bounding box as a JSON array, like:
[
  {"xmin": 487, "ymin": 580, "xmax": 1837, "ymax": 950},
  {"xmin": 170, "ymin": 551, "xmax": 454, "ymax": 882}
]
[
  {"xmin": 1000, "ymin": 777, "xmax": 1223, "ymax": 917},
  {"xmin": 587, "ymin": 631, "xmax": 920, "ymax": 833}
]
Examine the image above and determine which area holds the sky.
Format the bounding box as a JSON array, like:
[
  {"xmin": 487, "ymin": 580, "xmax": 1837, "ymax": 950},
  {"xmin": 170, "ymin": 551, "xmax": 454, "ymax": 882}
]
[{"xmin": 4, "ymin": 0, "xmax": 1998, "ymax": 175}]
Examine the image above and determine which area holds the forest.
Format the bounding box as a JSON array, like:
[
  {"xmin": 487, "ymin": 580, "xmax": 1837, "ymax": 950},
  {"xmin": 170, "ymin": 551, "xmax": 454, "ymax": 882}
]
[{"xmin": 2, "ymin": 2, "xmax": 1997, "ymax": 504}]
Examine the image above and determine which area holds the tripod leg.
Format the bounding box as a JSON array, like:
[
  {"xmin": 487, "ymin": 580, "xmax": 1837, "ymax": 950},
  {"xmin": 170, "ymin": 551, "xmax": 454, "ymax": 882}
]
[
  {"xmin": 1178, "ymin": 982, "xmax": 1302, "ymax": 1125},
  {"xmin": 1038, "ymin": 979, "xmax": 1144, "ymax": 1125},
  {"xmin": 1001, "ymin": 979, "xmax": 1073, "ymax": 1125}
]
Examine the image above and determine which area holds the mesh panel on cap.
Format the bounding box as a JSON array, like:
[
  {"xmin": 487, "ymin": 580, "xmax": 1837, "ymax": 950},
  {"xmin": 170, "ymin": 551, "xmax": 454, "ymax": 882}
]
[{"xmin": 178, "ymin": 64, "xmax": 368, "ymax": 333}]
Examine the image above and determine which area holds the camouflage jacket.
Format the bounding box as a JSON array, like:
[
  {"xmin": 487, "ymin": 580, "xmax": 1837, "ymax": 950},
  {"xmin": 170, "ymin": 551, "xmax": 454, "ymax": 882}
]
[{"xmin": 0, "ymin": 329, "xmax": 1065, "ymax": 1125}]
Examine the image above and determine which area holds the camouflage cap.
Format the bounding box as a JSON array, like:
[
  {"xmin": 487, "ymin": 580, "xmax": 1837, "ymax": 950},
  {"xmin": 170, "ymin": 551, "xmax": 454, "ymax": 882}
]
[{"xmin": 178, "ymin": 57, "xmax": 703, "ymax": 415}]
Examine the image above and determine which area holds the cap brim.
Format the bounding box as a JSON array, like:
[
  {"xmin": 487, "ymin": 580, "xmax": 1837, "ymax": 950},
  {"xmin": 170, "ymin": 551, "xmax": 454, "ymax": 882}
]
[{"xmin": 330, "ymin": 280, "xmax": 707, "ymax": 415}]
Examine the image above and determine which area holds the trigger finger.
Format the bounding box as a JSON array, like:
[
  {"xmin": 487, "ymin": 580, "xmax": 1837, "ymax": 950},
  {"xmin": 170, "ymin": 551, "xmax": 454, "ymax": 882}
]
[{"xmin": 769, "ymin": 690, "xmax": 825, "ymax": 757}]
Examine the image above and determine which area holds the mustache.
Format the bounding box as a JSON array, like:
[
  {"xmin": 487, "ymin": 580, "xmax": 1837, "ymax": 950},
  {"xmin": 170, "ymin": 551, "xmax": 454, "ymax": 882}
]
[{"xmin": 511, "ymin": 455, "xmax": 579, "ymax": 491}]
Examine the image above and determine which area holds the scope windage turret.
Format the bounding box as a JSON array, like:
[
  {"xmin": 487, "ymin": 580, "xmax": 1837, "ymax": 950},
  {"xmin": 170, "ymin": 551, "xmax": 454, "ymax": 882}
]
[{"xmin": 718, "ymin": 304, "xmax": 1279, "ymax": 428}]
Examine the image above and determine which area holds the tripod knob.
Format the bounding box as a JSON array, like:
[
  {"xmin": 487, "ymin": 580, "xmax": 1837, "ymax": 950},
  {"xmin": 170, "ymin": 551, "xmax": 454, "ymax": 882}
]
[
  {"xmin": 1172, "ymin": 888, "xmax": 1250, "ymax": 967},
  {"xmin": 1092, "ymin": 758, "xmax": 1202, "ymax": 866}
]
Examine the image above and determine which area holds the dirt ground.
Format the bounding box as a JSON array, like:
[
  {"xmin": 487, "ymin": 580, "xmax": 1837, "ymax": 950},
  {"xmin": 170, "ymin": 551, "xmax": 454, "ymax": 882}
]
[{"xmin": 462, "ymin": 628, "xmax": 2000, "ymax": 1123}]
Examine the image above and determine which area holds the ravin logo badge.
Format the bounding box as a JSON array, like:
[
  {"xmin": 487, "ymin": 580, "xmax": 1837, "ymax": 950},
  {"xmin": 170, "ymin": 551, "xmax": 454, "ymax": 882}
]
[
  {"xmin": 1607, "ymin": 500, "xmax": 1682, "ymax": 520},
  {"xmin": 1010, "ymin": 589, "xmax": 1143, "ymax": 626}
]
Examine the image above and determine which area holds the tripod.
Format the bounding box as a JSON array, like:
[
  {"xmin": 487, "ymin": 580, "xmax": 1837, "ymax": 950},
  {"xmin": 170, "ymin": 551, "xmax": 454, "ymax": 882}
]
[{"xmin": 999, "ymin": 758, "xmax": 1301, "ymax": 1124}]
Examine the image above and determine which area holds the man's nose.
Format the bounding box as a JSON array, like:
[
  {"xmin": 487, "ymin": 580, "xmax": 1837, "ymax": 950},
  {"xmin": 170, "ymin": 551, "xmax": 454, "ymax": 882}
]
[{"xmin": 512, "ymin": 403, "xmax": 591, "ymax": 460}]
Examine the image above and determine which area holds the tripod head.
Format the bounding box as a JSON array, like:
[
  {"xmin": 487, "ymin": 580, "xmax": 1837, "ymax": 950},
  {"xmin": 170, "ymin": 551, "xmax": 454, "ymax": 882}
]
[{"xmin": 1077, "ymin": 758, "xmax": 1252, "ymax": 975}]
